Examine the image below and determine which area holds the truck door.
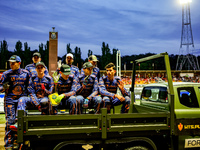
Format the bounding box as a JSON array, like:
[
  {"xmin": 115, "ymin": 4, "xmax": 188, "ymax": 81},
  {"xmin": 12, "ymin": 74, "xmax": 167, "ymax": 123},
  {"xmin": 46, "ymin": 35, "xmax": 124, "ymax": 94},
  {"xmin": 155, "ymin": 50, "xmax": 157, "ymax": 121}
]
[
  {"xmin": 175, "ymin": 86, "xmax": 200, "ymax": 118},
  {"xmin": 174, "ymin": 86, "xmax": 200, "ymax": 149}
]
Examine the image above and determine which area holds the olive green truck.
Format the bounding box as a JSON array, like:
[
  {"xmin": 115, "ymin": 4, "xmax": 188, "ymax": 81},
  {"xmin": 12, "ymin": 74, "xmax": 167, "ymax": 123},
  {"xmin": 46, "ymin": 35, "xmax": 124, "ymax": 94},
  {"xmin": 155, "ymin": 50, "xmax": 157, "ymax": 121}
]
[{"xmin": 16, "ymin": 53, "xmax": 200, "ymax": 150}]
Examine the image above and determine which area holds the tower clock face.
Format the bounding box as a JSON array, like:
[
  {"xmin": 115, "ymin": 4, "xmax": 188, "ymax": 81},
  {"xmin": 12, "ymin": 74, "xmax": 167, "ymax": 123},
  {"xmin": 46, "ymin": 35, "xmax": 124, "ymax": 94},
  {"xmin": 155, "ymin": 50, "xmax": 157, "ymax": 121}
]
[{"xmin": 51, "ymin": 32, "xmax": 56, "ymax": 39}]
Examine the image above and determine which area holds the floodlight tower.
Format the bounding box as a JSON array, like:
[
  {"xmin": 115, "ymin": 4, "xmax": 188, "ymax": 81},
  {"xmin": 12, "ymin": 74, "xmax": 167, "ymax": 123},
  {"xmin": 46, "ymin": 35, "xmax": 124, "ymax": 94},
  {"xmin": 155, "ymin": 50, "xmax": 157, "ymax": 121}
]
[{"xmin": 176, "ymin": 0, "xmax": 199, "ymax": 70}]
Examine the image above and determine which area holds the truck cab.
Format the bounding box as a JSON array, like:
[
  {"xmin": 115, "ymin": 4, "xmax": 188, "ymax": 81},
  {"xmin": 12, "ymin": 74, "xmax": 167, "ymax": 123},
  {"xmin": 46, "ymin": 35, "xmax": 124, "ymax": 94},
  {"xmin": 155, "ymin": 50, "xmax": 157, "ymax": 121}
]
[
  {"xmin": 141, "ymin": 82, "xmax": 200, "ymax": 117},
  {"xmin": 140, "ymin": 82, "xmax": 200, "ymax": 149}
]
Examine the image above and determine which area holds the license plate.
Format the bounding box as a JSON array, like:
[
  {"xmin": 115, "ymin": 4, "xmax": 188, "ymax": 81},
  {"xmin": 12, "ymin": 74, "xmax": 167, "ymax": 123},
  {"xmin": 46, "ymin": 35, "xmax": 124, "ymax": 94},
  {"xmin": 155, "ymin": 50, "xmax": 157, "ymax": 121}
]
[{"xmin": 185, "ymin": 138, "xmax": 200, "ymax": 148}]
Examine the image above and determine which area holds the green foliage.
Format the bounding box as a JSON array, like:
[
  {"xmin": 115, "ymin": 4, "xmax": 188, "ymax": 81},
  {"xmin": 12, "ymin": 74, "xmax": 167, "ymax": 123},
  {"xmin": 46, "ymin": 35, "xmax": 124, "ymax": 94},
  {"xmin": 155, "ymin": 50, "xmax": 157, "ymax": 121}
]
[
  {"xmin": 44, "ymin": 41, "xmax": 49, "ymax": 69},
  {"xmin": 63, "ymin": 44, "xmax": 84, "ymax": 69},
  {"xmin": 169, "ymin": 54, "xmax": 177, "ymax": 70},
  {"xmin": 112, "ymin": 48, "xmax": 118, "ymax": 65},
  {"xmin": 0, "ymin": 40, "xmax": 9, "ymax": 69},
  {"xmin": 23, "ymin": 42, "xmax": 31, "ymax": 68},
  {"xmin": 39, "ymin": 43, "xmax": 44, "ymax": 59},
  {"xmin": 74, "ymin": 46, "xmax": 82, "ymax": 69},
  {"xmin": 0, "ymin": 40, "xmax": 49, "ymax": 70},
  {"xmin": 101, "ymin": 42, "xmax": 112, "ymax": 69},
  {"xmin": 99, "ymin": 42, "xmax": 120, "ymax": 69},
  {"xmin": 66, "ymin": 43, "xmax": 72, "ymax": 54},
  {"xmin": 88, "ymin": 49, "xmax": 92, "ymax": 58},
  {"xmin": 14, "ymin": 40, "xmax": 23, "ymax": 58},
  {"xmin": 0, "ymin": 40, "xmax": 197, "ymax": 71},
  {"xmin": 32, "ymin": 42, "xmax": 48, "ymax": 68},
  {"xmin": 121, "ymin": 55, "xmax": 135, "ymax": 70}
]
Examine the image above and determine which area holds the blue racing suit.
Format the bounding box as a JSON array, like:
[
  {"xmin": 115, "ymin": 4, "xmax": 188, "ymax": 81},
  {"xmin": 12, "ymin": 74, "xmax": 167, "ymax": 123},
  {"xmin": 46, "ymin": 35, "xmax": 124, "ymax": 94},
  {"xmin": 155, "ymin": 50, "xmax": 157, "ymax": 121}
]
[
  {"xmin": 54, "ymin": 74, "xmax": 78, "ymax": 114},
  {"xmin": 25, "ymin": 63, "xmax": 49, "ymax": 77},
  {"xmin": 68, "ymin": 64, "xmax": 80, "ymax": 77},
  {"xmin": 0, "ymin": 68, "xmax": 30, "ymax": 149},
  {"xmin": 81, "ymin": 66, "xmax": 100, "ymax": 81},
  {"xmin": 76, "ymin": 74, "xmax": 102, "ymax": 114},
  {"xmin": 99, "ymin": 76, "xmax": 130, "ymax": 113},
  {"xmin": 17, "ymin": 74, "xmax": 54, "ymax": 115}
]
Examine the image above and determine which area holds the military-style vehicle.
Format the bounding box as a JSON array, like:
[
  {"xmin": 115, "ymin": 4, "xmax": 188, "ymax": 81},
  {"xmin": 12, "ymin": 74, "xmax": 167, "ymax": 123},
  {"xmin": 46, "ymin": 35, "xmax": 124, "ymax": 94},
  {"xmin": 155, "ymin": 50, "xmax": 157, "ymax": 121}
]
[{"xmin": 16, "ymin": 52, "xmax": 200, "ymax": 150}]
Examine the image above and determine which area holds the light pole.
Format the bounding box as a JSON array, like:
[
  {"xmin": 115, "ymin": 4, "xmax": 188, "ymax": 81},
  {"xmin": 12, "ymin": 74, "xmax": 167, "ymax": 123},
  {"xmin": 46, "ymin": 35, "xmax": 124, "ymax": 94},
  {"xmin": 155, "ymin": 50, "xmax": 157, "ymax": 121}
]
[
  {"xmin": 176, "ymin": 0, "xmax": 199, "ymax": 70},
  {"xmin": 179, "ymin": 0, "xmax": 192, "ymax": 4}
]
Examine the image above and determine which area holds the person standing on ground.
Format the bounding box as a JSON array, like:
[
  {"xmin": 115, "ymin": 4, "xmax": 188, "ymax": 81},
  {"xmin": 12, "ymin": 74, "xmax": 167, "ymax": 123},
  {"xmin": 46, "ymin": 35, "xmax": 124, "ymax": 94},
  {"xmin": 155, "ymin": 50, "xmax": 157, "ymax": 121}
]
[{"xmin": 0, "ymin": 55, "xmax": 30, "ymax": 149}]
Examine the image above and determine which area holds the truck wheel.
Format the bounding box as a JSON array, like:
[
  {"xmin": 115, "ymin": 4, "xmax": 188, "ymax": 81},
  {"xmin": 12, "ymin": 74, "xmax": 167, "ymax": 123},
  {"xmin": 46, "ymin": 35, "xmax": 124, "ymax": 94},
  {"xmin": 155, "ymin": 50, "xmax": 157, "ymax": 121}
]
[{"xmin": 125, "ymin": 146, "xmax": 149, "ymax": 150}]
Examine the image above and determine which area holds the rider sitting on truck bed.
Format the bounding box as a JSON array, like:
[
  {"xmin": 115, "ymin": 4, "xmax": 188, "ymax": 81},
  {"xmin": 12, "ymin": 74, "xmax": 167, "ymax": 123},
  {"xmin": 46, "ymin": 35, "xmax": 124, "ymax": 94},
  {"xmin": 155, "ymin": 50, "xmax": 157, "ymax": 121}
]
[
  {"xmin": 15, "ymin": 61, "xmax": 54, "ymax": 116},
  {"xmin": 99, "ymin": 62, "xmax": 130, "ymax": 113},
  {"xmin": 80, "ymin": 55, "xmax": 100, "ymax": 81},
  {"xmin": 51, "ymin": 64, "xmax": 78, "ymax": 115},
  {"xmin": 76, "ymin": 62, "xmax": 102, "ymax": 114}
]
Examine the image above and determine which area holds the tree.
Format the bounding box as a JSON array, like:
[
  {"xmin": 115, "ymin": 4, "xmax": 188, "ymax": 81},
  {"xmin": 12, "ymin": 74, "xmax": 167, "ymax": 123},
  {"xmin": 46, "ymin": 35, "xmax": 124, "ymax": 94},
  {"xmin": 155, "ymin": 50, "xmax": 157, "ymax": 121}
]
[
  {"xmin": 38, "ymin": 42, "xmax": 49, "ymax": 68},
  {"xmin": 101, "ymin": 42, "xmax": 111, "ymax": 69},
  {"xmin": 39, "ymin": 43, "xmax": 44, "ymax": 59},
  {"xmin": 23, "ymin": 42, "xmax": 31, "ymax": 68},
  {"xmin": 74, "ymin": 47, "xmax": 82, "ymax": 69},
  {"xmin": 39, "ymin": 43, "xmax": 47, "ymax": 65},
  {"xmin": 112, "ymin": 48, "xmax": 118, "ymax": 65},
  {"xmin": 121, "ymin": 55, "xmax": 135, "ymax": 70},
  {"xmin": 88, "ymin": 49, "xmax": 93, "ymax": 58},
  {"xmin": 66, "ymin": 43, "xmax": 72, "ymax": 54},
  {"xmin": 14, "ymin": 40, "xmax": 23, "ymax": 60},
  {"xmin": 0, "ymin": 40, "xmax": 9, "ymax": 69},
  {"xmin": 44, "ymin": 41, "xmax": 49, "ymax": 68}
]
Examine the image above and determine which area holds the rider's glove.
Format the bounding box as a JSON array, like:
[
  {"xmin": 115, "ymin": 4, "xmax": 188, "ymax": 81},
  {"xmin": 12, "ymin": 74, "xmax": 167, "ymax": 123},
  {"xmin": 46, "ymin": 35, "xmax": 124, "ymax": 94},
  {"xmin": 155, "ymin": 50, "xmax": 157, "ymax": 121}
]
[
  {"xmin": 3, "ymin": 82, "xmax": 10, "ymax": 90},
  {"xmin": 55, "ymin": 94, "xmax": 65, "ymax": 103}
]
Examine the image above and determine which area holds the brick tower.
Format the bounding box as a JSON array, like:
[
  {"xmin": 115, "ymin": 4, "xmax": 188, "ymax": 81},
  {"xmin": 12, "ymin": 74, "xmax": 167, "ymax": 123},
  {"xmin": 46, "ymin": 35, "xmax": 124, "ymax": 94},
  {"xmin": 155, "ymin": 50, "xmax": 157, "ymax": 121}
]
[{"xmin": 49, "ymin": 27, "xmax": 58, "ymax": 76}]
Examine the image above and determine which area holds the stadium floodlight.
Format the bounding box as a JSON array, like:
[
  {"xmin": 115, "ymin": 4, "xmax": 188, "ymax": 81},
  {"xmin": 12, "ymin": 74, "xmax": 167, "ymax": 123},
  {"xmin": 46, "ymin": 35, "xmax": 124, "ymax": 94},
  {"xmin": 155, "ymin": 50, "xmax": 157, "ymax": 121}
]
[{"xmin": 180, "ymin": 0, "xmax": 192, "ymax": 4}]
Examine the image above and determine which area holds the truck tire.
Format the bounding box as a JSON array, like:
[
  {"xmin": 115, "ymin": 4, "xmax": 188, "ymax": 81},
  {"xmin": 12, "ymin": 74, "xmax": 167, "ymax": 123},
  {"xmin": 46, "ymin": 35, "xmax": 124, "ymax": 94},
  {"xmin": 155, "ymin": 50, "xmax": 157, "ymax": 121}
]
[{"xmin": 125, "ymin": 146, "xmax": 149, "ymax": 150}]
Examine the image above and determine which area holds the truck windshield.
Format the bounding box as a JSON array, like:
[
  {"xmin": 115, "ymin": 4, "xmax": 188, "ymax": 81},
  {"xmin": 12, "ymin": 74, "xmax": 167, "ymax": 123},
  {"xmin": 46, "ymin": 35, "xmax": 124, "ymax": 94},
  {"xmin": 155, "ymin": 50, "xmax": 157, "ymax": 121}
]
[
  {"xmin": 178, "ymin": 87, "xmax": 199, "ymax": 108},
  {"xmin": 141, "ymin": 86, "xmax": 168, "ymax": 103}
]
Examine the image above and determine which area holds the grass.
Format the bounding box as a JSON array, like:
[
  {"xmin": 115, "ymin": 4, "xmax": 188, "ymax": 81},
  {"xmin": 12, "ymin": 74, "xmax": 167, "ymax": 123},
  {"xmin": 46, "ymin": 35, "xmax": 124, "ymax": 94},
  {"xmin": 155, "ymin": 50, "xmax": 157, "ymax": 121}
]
[{"xmin": 0, "ymin": 114, "xmax": 5, "ymax": 124}]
